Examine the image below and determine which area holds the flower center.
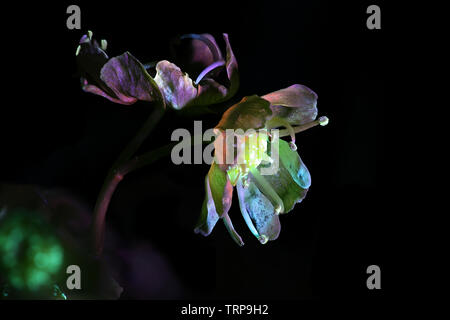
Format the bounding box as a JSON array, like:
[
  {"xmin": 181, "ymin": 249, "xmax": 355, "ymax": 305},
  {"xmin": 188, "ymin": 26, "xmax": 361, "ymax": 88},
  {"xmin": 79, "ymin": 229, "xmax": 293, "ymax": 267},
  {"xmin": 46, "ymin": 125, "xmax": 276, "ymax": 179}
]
[{"xmin": 214, "ymin": 130, "xmax": 270, "ymax": 186}]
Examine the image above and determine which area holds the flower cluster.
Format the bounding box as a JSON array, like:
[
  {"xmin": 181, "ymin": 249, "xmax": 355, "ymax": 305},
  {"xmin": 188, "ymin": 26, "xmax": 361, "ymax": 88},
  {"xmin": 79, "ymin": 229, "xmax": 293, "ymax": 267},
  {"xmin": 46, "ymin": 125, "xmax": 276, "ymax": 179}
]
[{"xmin": 75, "ymin": 31, "xmax": 328, "ymax": 247}]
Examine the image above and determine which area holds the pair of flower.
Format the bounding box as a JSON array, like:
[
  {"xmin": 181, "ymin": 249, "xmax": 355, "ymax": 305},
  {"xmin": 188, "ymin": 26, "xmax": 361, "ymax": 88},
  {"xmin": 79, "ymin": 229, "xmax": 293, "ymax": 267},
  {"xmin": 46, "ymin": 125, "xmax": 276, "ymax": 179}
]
[
  {"xmin": 76, "ymin": 31, "xmax": 327, "ymax": 246},
  {"xmin": 76, "ymin": 31, "xmax": 238, "ymax": 109}
]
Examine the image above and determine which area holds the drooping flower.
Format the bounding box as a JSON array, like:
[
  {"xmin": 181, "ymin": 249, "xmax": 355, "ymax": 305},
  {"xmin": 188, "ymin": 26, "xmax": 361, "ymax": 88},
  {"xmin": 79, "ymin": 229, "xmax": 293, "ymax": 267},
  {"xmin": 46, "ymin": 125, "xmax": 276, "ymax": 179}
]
[
  {"xmin": 194, "ymin": 85, "xmax": 328, "ymax": 245},
  {"xmin": 75, "ymin": 31, "xmax": 238, "ymax": 110}
]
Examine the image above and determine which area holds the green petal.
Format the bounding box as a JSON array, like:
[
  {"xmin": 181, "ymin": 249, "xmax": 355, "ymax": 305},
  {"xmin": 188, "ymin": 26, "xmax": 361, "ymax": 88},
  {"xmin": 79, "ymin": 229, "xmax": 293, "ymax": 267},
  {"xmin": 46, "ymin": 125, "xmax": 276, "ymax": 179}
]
[
  {"xmin": 194, "ymin": 177, "xmax": 220, "ymax": 236},
  {"xmin": 262, "ymin": 139, "xmax": 310, "ymax": 213},
  {"xmin": 207, "ymin": 162, "xmax": 233, "ymax": 217},
  {"xmin": 262, "ymin": 84, "xmax": 318, "ymax": 126},
  {"xmin": 279, "ymin": 139, "xmax": 311, "ymax": 189},
  {"xmin": 216, "ymin": 95, "xmax": 272, "ymax": 131},
  {"xmin": 100, "ymin": 52, "xmax": 162, "ymax": 105}
]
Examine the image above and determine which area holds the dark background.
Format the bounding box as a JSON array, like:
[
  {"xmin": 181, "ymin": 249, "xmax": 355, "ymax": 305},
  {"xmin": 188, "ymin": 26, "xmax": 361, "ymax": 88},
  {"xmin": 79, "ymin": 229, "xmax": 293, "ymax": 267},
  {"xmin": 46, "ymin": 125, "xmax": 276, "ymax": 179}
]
[{"xmin": 1, "ymin": 0, "xmax": 386, "ymax": 299}]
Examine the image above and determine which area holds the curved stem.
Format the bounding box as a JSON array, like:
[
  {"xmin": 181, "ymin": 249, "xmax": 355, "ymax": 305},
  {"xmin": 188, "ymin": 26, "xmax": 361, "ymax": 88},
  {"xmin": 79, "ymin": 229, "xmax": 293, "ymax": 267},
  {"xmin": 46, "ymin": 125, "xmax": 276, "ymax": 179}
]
[
  {"xmin": 92, "ymin": 128, "xmax": 209, "ymax": 255},
  {"xmin": 92, "ymin": 172, "xmax": 123, "ymax": 256},
  {"xmin": 92, "ymin": 104, "xmax": 165, "ymax": 256},
  {"xmin": 111, "ymin": 106, "xmax": 165, "ymax": 169}
]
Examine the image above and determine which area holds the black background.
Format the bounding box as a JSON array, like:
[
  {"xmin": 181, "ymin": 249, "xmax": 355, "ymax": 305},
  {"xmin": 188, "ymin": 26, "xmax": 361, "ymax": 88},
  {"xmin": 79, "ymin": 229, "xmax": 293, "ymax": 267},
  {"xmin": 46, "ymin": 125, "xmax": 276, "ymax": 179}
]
[{"xmin": 0, "ymin": 0, "xmax": 386, "ymax": 300}]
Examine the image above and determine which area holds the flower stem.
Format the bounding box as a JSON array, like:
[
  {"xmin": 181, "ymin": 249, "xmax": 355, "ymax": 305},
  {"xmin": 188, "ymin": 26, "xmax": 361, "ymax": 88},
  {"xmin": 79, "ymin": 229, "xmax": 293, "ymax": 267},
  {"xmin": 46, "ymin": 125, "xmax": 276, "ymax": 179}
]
[
  {"xmin": 92, "ymin": 104, "xmax": 165, "ymax": 256},
  {"xmin": 111, "ymin": 105, "xmax": 165, "ymax": 169}
]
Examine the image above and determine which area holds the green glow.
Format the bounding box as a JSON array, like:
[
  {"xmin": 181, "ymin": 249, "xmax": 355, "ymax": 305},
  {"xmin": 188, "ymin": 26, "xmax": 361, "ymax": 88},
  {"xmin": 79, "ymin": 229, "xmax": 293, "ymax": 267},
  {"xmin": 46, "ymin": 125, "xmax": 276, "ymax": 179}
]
[
  {"xmin": 0, "ymin": 209, "xmax": 65, "ymax": 292},
  {"xmin": 226, "ymin": 165, "xmax": 241, "ymax": 186},
  {"xmin": 32, "ymin": 244, "xmax": 63, "ymax": 273},
  {"xmin": 220, "ymin": 130, "xmax": 270, "ymax": 186},
  {"xmin": 27, "ymin": 268, "xmax": 50, "ymax": 290}
]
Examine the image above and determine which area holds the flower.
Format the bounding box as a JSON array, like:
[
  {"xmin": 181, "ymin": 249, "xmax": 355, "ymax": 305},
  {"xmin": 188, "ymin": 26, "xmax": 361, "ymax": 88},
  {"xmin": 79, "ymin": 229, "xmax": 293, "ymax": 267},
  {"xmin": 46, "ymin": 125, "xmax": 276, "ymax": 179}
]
[
  {"xmin": 76, "ymin": 31, "xmax": 238, "ymax": 110},
  {"xmin": 154, "ymin": 33, "xmax": 239, "ymax": 109},
  {"xmin": 194, "ymin": 85, "xmax": 328, "ymax": 245}
]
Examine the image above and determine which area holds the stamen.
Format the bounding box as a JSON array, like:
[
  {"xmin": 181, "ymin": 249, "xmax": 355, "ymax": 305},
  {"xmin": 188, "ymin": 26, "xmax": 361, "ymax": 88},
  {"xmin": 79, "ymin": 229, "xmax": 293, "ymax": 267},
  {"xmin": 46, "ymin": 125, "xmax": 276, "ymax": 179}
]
[
  {"xmin": 279, "ymin": 115, "xmax": 329, "ymax": 137},
  {"xmin": 75, "ymin": 45, "xmax": 81, "ymax": 56},
  {"xmin": 223, "ymin": 213, "xmax": 244, "ymax": 246},
  {"xmin": 250, "ymin": 167, "xmax": 285, "ymax": 214},
  {"xmin": 237, "ymin": 180, "xmax": 261, "ymax": 240},
  {"xmin": 266, "ymin": 117, "xmax": 296, "ymax": 147},
  {"xmin": 195, "ymin": 60, "xmax": 226, "ymax": 85}
]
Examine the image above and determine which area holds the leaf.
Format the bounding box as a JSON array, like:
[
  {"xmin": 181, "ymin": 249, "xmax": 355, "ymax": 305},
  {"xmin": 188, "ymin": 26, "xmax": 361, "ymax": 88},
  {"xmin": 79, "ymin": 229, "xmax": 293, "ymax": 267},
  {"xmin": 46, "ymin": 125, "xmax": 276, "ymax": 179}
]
[{"xmin": 207, "ymin": 162, "xmax": 233, "ymax": 217}]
